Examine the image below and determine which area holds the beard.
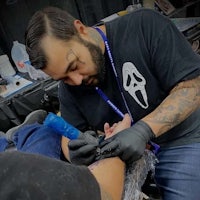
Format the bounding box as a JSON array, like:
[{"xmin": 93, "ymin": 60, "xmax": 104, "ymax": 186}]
[{"xmin": 77, "ymin": 36, "xmax": 106, "ymax": 86}]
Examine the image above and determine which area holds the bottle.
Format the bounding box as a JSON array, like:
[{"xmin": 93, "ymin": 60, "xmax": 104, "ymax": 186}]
[
  {"xmin": 0, "ymin": 54, "xmax": 16, "ymax": 78},
  {"xmin": 11, "ymin": 41, "xmax": 49, "ymax": 80},
  {"xmin": 11, "ymin": 41, "xmax": 29, "ymax": 73},
  {"xmin": 26, "ymin": 61, "xmax": 49, "ymax": 80}
]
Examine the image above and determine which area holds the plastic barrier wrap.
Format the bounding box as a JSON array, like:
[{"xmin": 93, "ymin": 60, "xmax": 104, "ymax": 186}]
[{"xmin": 123, "ymin": 150, "xmax": 158, "ymax": 200}]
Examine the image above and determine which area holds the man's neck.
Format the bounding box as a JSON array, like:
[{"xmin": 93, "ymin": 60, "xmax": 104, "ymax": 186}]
[{"xmin": 88, "ymin": 25, "xmax": 106, "ymax": 54}]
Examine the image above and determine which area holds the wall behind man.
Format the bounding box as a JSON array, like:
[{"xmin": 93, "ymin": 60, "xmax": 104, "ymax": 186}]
[
  {"xmin": 0, "ymin": 0, "xmax": 80, "ymax": 61},
  {"xmin": 0, "ymin": 0, "xmax": 132, "ymax": 60}
]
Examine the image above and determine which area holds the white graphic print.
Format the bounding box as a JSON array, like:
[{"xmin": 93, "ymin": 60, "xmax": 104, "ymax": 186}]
[{"xmin": 122, "ymin": 62, "xmax": 149, "ymax": 109}]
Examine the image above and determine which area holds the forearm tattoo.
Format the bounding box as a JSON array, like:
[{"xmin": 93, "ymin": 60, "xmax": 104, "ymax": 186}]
[{"xmin": 144, "ymin": 75, "xmax": 200, "ymax": 136}]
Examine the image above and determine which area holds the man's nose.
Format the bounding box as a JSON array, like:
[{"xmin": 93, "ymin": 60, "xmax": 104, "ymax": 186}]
[{"xmin": 65, "ymin": 73, "xmax": 84, "ymax": 85}]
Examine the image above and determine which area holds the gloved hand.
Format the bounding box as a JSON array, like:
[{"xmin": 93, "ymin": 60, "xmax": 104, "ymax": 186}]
[
  {"xmin": 68, "ymin": 130, "xmax": 99, "ymax": 166},
  {"xmin": 98, "ymin": 120, "xmax": 155, "ymax": 163}
]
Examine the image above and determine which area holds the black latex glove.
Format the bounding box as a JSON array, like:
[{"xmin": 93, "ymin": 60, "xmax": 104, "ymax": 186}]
[
  {"xmin": 98, "ymin": 120, "xmax": 155, "ymax": 163},
  {"xmin": 68, "ymin": 131, "xmax": 99, "ymax": 166}
]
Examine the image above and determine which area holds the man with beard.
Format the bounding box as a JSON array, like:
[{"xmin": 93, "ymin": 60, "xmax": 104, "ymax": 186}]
[{"xmin": 25, "ymin": 6, "xmax": 200, "ymax": 200}]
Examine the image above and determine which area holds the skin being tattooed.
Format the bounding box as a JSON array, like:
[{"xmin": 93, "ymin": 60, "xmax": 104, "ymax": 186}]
[
  {"xmin": 61, "ymin": 114, "xmax": 130, "ymax": 200},
  {"xmin": 89, "ymin": 160, "xmax": 113, "ymax": 200},
  {"xmin": 89, "ymin": 157, "xmax": 125, "ymax": 200},
  {"xmin": 143, "ymin": 75, "xmax": 200, "ymax": 136}
]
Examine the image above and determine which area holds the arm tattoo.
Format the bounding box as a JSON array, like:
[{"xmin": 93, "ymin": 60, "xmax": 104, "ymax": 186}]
[{"xmin": 144, "ymin": 75, "xmax": 200, "ymax": 136}]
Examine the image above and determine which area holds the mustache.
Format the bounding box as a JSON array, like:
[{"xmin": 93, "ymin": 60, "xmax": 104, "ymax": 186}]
[
  {"xmin": 82, "ymin": 75, "xmax": 99, "ymax": 85},
  {"xmin": 82, "ymin": 77, "xmax": 90, "ymax": 85}
]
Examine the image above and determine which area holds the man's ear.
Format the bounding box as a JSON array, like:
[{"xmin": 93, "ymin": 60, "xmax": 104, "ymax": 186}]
[{"xmin": 73, "ymin": 20, "xmax": 87, "ymax": 35}]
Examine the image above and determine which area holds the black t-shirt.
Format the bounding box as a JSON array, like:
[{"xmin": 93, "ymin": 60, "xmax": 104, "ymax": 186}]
[
  {"xmin": 0, "ymin": 151, "xmax": 101, "ymax": 200},
  {"xmin": 59, "ymin": 9, "xmax": 200, "ymax": 147}
]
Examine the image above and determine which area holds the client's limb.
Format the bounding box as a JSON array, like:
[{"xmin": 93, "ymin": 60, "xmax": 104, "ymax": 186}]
[
  {"xmin": 88, "ymin": 114, "xmax": 131, "ymax": 200},
  {"xmin": 89, "ymin": 157, "xmax": 125, "ymax": 200},
  {"xmin": 62, "ymin": 137, "xmax": 125, "ymax": 199},
  {"xmin": 61, "ymin": 114, "xmax": 131, "ymax": 162},
  {"xmin": 104, "ymin": 114, "xmax": 131, "ymax": 138},
  {"xmin": 61, "ymin": 114, "xmax": 131, "ymax": 200}
]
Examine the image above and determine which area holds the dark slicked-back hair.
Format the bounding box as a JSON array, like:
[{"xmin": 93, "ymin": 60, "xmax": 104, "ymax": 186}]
[{"xmin": 25, "ymin": 7, "xmax": 78, "ymax": 69}]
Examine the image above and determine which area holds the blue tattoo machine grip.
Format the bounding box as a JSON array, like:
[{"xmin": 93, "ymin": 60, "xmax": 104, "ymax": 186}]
[
  {"xmin": 43, "ymin": 112, "xmax": 97, "ymax": 145},
  {"xmin": 43, "ymin": 112, "xmax": 80, "ymax": 140}
]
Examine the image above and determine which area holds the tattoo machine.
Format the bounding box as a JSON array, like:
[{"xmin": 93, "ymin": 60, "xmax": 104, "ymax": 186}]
[{"xmin": 43, "ymin": 112, "xmax": 97, "ymax": 143}]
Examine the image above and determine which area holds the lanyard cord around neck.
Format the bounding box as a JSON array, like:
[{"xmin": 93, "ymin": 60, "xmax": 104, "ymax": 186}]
[
  {"xmin": 93, "ymin": 26, "xmax": 160, "ymax": 154},
  {"xmin": 94, "ymin": 26, "xmax": 134, "ymax": 123}
]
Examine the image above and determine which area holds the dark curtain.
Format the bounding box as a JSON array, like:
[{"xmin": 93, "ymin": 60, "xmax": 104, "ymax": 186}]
[{"xmin": 0, "ymin": 0, "xmax": 132, "ymax": 59}]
